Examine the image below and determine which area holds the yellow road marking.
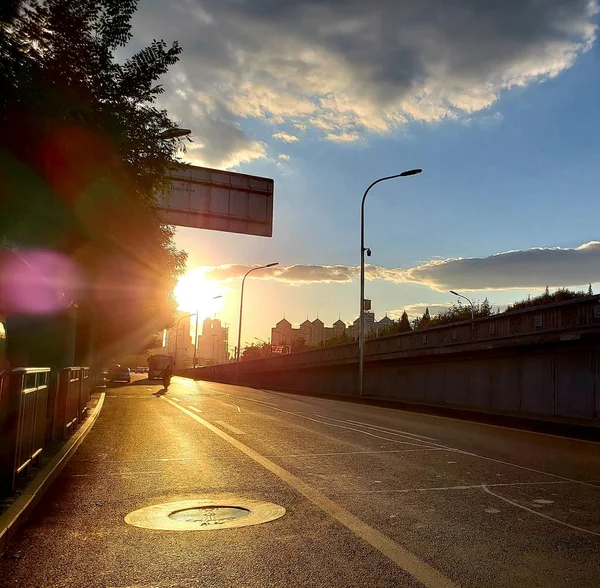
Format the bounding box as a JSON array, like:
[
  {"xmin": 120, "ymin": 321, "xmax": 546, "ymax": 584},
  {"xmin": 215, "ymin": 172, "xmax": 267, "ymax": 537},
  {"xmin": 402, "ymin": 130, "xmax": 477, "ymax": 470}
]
[
  {"xmin": 214, "ymin": 420, "xmax": 246, "ymax": 435},
  {"xmin": 161, "ymin": 396, "xmax": 456, "ymax": 588}
]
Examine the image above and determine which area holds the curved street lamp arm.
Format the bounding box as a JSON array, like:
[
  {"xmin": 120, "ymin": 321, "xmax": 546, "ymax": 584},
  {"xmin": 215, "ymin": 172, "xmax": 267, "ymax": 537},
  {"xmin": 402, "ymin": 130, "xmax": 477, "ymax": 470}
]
[{"xmin": 237, "ymin": 263, "xmax": 278, "ymax": 362}]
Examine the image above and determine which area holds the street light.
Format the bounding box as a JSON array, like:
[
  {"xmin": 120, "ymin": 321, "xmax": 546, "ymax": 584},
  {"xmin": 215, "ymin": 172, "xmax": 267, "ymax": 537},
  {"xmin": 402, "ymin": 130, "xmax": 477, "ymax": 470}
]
[
  {"xmin": 359, "ymin": 169, "xmax": 422, "ymax": 397},
  {"xmin": 236, "ymin": 263, "xmax": 278, "ymax": 364},
  {"xmin": 193, "ymin": 295, "xmax": 223, "ymax": 367},
  {"xmin": 450, "ymin": 290, "xmax": 475, "ymax": 320}
]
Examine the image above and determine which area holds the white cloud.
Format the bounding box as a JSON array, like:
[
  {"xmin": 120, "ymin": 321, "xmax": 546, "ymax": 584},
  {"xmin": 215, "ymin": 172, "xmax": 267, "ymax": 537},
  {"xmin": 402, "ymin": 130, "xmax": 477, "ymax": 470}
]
[
  {"xmin": 277, "ymin": 153, "xmax": 291, "ymax": 161},
  {"xmin": 325, "ymin": 131, "xmax": 361, "ymax": 143},
  {"xmin": 272, "ymin": 131, "xmax": 300, "ymax": 143},
  {"xmin": 389, "ymin": 304, "xmax": 452, "ymax": 320},
  {"xmin": 199, "ymin": 242, "xmax": 600, "ymax": 291},
  {"xmin": 133, "ymin": 0, "xmax": 598, "ymax": 164}
]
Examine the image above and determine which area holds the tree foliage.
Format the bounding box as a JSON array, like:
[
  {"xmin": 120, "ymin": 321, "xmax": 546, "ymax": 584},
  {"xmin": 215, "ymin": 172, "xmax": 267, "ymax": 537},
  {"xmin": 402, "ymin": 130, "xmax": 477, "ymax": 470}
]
[
  {"xmin": 1, "ymin": 0, "xmax": 187, "ymax": 361},
  {"xmin": 505, "ymin": 287, "xmax": 593, "ymax": 313},
  {"xmin": 241, "ymin": 342, "xmax": 271, "ymax": 361}
]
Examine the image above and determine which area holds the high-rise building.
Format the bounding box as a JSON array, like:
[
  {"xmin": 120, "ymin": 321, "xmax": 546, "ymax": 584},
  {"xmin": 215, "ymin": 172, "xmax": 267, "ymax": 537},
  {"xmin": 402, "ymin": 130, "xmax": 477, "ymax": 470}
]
[
  {"xmin": 164, "ymin": 311, "xmax": 193, "ymax": 367},
  {"xmin": 197, "ymin": 318, "xmax": 229, "ymax": 365}
]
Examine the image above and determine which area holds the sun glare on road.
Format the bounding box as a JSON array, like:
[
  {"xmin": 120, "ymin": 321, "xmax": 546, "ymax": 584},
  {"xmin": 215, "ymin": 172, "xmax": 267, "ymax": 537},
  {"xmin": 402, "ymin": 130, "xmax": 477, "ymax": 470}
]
[{"xmin": 175, "ymin": 268, "xmax": 226, "ymax": 315}]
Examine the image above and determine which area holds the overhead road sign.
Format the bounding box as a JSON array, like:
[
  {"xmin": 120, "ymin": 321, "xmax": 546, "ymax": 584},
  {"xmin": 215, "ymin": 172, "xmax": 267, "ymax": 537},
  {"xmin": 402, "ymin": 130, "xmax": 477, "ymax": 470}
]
[{"xmin": 155, "ymin": 164, "xmax": 274, "ymax": 237}]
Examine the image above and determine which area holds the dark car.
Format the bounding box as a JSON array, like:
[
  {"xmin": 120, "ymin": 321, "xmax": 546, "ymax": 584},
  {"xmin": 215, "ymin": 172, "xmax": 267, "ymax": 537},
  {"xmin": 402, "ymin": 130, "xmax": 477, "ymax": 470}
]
[{"xmin": 108, "ymin": 364, "xmax": 131, "ymax": 383}]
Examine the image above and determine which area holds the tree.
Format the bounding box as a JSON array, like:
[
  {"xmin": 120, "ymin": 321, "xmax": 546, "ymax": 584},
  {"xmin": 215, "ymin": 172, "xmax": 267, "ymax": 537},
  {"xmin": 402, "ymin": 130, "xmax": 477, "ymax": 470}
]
[
  {"xmin": 398, "ymin": 310, "xmax": 412, "ymax": 332},
  {"xmin": 418, "ymin": 307, "xmax": 431, "ymax": 329},
  {"xmin": 241, "ymin": 341, "xmax": 271, "ymax": 360},
  {"xmin": 588, "ymin": 283, "xmax": 594, "ymax": 296},
  {"xmin": 291, "ymin": 337, "xmax": 307, "ymax": 353},
  {"xmin": 1, "ymin": 0, "xmax": 187, "ymax": 366},
  {"xmin": 506, "ymin": 287, "xmax": 588, "ymax": 313},
  {"xmin": 480, "ymin": 297, "xmax": 492, "ymax": 316}
]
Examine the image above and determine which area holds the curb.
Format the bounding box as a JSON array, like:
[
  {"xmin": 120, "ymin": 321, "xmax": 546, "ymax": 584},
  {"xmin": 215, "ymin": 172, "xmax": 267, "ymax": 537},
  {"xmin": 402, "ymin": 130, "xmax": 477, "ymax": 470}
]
[{"xmin": 0, "ymin": 392, "xmax": 106, "ymax": 555}]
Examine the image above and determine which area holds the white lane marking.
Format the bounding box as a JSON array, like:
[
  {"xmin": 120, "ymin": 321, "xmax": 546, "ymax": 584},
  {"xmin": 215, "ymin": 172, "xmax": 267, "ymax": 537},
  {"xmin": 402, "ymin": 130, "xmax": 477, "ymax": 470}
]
[
  {"xmin": 311, "ymin": 414, "xmax": 600, "ymax": 491},
  {"xmin": 285, "ymin": 448, "xmax": 447, "ymax": 458},
  {"xmin": 229, "ymin": 389, "xmax": 600, "ymax": 491},
  {"xmin": 334, "ymin": 479, "xmax": 593, "ymax": 495},
  {"xmin": 214, "ymin": 421, "xmax": 246, "ymax": 435},
  {"xmin": 170, "ymin": 397, "xmax": 180, "ymax": 402},
  {"xmin": 342, "ymin": 418, "xmax": 438, "ymax": 441},
  {"xmin": 533, "ymin": 499, "xmax": 554, "ymax": 504},
  {"xmin": 317, "ymin": 415, "xmax": 438, "ymax": 443},
  {"xmin": 482, "ymin": 485, "xmax": 600, "ymax": 537},
  {"xmin": 227, "ymin": 402, "xmax": 242, "ymax": 413},
  {"xmin": 189, "ymin": 406, "xmax": 203, "ymax": 414},
  {"xmin": 485, "ymin": 508, "xmax": 500, "ymax": 514},
  {"xmin": 251, "ymin": 404, "xmax": 427, "ymax": 448},
  {"xmin": 458, "ymin": 450, "xmax": 600, "ymax": 490},
  {"xmin": 162, "ymin": 396, "xmax": 456, "ymax": 588},
  {"xmin": 235, "ymin": 396, "xmax": 279, "ymax": 407},
  {"xmin": 228, "ymin": 384, "xmax": 600, "ymax": 445}
]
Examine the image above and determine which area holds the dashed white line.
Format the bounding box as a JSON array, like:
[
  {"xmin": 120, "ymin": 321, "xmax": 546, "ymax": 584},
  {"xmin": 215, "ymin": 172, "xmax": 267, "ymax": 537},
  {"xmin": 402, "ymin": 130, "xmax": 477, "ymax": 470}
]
[
  {"xmin": 189, "ymin": 406, "xmax": 203, "ymax": 413},
  {"xmin": 214, "ymin": 421, "xmax": 246, "ymax": 435},
  {"xmin": 170, "ymin": 397, "xmax": 180, "ymax": 402}
]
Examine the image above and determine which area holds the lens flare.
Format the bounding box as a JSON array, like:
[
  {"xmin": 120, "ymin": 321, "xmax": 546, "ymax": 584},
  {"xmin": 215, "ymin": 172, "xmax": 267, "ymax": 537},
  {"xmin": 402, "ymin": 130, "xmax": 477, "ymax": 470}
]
[{"xmin": 0, "ymin": 249, "xmax": 82, "ymax": 314}]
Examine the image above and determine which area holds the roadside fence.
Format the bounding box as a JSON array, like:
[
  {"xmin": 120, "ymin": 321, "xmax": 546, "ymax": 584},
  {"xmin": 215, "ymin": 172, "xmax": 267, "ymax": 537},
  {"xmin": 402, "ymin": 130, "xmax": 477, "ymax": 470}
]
[{"xmin": 0, "ymin": 366, "xmax": 91, "ymax": 496}]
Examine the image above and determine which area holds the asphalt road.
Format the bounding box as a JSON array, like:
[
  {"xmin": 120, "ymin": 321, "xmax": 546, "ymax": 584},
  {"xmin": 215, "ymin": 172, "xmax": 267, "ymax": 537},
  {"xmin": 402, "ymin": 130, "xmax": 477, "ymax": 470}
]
[{"xmin": 1, "ymin": 375, "xmax": 599, "ymax": 587}]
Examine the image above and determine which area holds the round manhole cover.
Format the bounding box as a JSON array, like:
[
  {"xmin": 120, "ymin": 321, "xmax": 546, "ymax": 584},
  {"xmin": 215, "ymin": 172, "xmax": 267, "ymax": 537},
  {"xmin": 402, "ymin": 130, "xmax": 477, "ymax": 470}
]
[
  {"xmin": 169, "ymin": 506, "xmax": 250, "ymax": 525},
  {"xmin": 125, "ymin": 496, "xmax": 285, "ymax": 531}
]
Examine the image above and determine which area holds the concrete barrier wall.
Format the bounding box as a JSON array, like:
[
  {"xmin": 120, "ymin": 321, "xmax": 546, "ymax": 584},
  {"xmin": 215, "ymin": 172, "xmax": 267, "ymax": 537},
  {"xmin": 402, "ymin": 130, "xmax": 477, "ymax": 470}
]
[{"xmin": 182, "ymin": 296, "xmax": 600, "ymax": 425}]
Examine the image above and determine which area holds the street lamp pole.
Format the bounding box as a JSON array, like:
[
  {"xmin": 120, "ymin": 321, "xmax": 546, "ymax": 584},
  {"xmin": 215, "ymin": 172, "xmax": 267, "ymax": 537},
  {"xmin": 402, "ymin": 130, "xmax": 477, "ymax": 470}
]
[
  {"xmin": 450, "ymin": 290, "xmax": 475, "ymax": 320},
  {"xmin": 236, "ymin": 263, "xmax": 278, "ymax": 364},
  {"xmin": 359, "ymin": 169, "xmax": 422, "ymax": 397}
]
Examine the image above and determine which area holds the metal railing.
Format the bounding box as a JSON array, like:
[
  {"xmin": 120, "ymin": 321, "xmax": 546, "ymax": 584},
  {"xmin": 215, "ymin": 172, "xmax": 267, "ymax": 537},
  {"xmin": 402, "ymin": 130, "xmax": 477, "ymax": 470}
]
[
  {"xmin": 1, "ymin": 365, "xmax": 92, "ymax": 496},
  {"xmin": 0, "ymin": 368, "xmax": 51, "ymax": 494},
  {"xmin": 51, "ymin": 367, "xmax": 90, "ymax": 440}
]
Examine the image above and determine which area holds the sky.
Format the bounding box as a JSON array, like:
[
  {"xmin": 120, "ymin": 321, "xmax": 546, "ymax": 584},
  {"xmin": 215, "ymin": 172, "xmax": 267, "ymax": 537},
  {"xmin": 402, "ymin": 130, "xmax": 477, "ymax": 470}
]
[{"xmin": 130, "ymin": 0, "xmax": 600, "ymax": 343}]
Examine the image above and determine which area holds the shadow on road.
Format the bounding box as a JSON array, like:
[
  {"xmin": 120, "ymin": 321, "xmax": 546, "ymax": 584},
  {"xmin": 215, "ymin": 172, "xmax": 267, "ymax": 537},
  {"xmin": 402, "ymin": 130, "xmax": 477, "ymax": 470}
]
[
  {"xmin": 105, "ymin": 378, "xmax": 162, "ymax": 388},
  {"xmin": 152, "ymin": 388, "xmax": 168, "ymax": 397}
]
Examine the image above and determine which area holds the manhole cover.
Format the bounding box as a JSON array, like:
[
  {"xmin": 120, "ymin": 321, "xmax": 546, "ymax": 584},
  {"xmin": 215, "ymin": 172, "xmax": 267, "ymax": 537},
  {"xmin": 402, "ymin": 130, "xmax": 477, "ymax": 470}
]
[
  {"xmin": 169, "ymin": 506, "xmax": 250, "ymax": 525},
  {"xmin": 125, "ymin": 495, "xmax": 285, "ymax": 531}
]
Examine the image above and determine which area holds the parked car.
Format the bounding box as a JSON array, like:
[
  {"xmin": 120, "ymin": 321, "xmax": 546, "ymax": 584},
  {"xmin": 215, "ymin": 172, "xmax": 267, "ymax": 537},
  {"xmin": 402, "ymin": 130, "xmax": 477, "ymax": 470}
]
[{"xmin": 108, "ymin": 364, "xmax": 131, "ymax": 383}]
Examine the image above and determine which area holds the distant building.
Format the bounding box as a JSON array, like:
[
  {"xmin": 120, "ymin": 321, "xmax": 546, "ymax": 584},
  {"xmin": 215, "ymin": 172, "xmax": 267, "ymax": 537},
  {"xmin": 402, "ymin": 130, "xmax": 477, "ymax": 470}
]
[
  {"xmin": 272, "ymin": 317, "xmax": 348, "ymax": 347},
  {"xmin": 197, "ymin": 318, "xmax": 229, "ymax": 365},
  {"xmin": 164, "ymin": 311, "xmax": 194, "ymax": 367},
  {"xmin": 272, "ymin": 311, "xmax": 395, "ymax": 347}
]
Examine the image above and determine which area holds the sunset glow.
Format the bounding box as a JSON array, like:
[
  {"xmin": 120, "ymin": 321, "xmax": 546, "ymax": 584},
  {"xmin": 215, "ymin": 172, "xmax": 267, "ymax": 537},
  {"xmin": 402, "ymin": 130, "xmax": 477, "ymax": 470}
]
[{"xmin": 174, "ymin": 268, "xmax": 226, "ymax": 316}]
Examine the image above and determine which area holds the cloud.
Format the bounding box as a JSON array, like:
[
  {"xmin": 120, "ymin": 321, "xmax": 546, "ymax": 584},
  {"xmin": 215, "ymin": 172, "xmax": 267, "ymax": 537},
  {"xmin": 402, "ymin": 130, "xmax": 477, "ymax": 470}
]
[
  {"xmin": 389, "ymin": 304, "xmax": 453, "ymax": 320},
  {"xmin": 203, "ymin": 264, "xmax": 359, "ymax": 284},
  {"xmin": 402, "ymin": 241, "xmax": 600, "ymax": 291},
  {"xmin": 272, "ymin": 132, "xmax": 300, "ymax": 143},
  {"xmin": 132, "ymin": 0, "xmax": 598, "ymax": 164},
  {"xmin": 277, "ymin": 153, "xmax": 291, "ymax": 161},
  {"xmin": 325, "ymin": 131, "xmax": 361, "ymax": 143},
  {"xmin": 198, "ymin": 242, "xmax": 600, "ymax": 291}
]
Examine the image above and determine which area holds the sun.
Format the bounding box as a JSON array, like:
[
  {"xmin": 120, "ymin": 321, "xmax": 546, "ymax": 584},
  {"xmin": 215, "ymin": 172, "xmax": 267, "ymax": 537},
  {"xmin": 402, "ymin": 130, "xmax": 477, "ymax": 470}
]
[{"xmin": 174, "ymin": 269, "xmax": 226, "ymax": 316}]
